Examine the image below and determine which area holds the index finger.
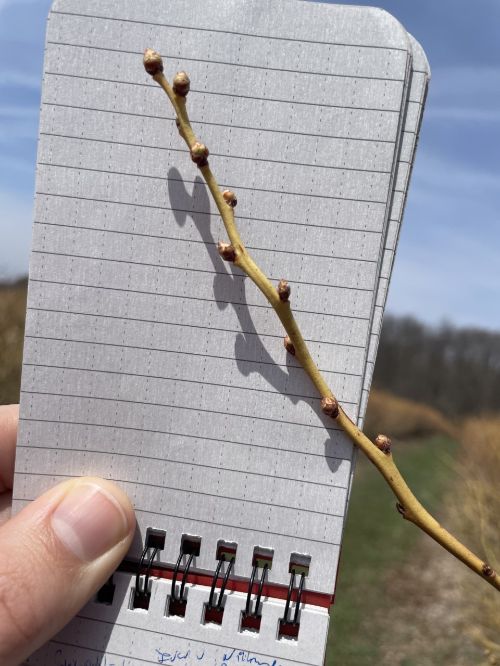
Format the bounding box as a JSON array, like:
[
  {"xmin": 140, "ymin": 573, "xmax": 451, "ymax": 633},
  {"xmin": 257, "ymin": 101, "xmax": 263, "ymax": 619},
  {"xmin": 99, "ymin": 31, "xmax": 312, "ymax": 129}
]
[{"xmin": 0, "ymin": 404, "xmax": 19, "ymax": 493}]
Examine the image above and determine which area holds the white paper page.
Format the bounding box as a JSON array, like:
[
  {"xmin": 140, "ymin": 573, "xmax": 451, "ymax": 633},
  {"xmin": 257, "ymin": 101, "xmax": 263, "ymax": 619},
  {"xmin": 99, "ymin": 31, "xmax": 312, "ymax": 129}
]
[{"xmin": 13, "ymin": 2, "xmax": 420, "ymax": 664}]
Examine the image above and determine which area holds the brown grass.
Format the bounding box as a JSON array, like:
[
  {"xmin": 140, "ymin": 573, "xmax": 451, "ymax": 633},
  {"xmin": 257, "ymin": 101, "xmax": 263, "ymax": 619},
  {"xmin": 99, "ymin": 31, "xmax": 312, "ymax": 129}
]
[
  {"xmin": 0, "ymin": 279, "xmax": 27, "ymax": 405},
  {"xmin": 453, "ymin": 417, "xmax": 500, "ymax": 663},
  {"xmin": 365, "ymin": 388, "xmax": 457, "ymax": 441}
]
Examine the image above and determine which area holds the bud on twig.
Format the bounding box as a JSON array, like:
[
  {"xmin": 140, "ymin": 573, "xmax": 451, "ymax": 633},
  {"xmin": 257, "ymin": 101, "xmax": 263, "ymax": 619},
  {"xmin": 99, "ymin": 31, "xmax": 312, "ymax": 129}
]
[
  {"xmin": 321, "ymin": 396, "xmax": 339, "ymax": 419},
  {"xmin": 143, "ymin": 48, "xmax": 163, "ymax": 76},
  {"xmin": 374, "ymin": 433, "xmax": 392, "ymax": 454},
  {"xmin": 482, "ymin": 563, "xmax": 495, "ymax": 578},
  {"xmin": 217, "ymin": 241, "xmax": 236, "ymax": 262},
  {"xmin": 277, "ymin": 279, "xmax": 291, "ymax": 302},
  {"xmin": 284, "ymin": 336, "xmax": 295, "ymax": 356},
  {"xmin": 190, "ymin": 142, "xmax": 209, "ymax": 167},
  {"xmin": 222, "ymin": 190, "xmax": 237, "ymax": 207},
  {"xmin": 396, "ymin": 502, "xmax": 407, "ymax": 518},
  {"xmin": 173, "ymin": 71, "xmax": 190, "ymax": 96}
]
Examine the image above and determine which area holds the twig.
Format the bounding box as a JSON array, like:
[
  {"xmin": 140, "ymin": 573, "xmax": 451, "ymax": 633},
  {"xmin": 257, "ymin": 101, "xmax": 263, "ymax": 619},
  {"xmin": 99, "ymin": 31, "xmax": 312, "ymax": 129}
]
[{"xmin": 143, "ymin": 48, "xmax": 500, "ymax": 592}]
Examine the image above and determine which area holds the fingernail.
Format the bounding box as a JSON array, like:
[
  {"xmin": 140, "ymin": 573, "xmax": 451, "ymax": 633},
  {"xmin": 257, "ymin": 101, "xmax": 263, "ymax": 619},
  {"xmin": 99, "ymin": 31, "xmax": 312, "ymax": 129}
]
[{"xmin": 51, "ymin": 483, "xmax": 130, "ymax": 561}]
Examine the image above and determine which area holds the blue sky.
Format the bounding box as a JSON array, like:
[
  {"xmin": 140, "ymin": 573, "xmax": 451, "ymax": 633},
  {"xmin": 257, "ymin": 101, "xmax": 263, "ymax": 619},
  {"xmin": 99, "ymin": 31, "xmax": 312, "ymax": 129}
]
[{"xmin": 0, "ymin": 0, "xmax": 499, "ymax": 329}]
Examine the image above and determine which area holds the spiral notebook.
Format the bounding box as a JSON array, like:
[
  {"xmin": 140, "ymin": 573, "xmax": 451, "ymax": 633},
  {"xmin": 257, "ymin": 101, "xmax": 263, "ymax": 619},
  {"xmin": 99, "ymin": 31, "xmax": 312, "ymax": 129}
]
[{"xmin": 13, "ymin": 1, "xmax": 429, "ymax": 664}]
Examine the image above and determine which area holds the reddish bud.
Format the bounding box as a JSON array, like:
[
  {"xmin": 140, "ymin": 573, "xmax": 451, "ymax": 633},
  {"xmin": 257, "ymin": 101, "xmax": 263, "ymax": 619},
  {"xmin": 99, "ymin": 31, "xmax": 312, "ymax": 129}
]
[
  {"xmin": 143, "ymin": 48, "xmax": 163, "ymax": 76},
  {"xmin": 374, "ymin": 434, "xmax": 392, "ymax": 454},
  {"xmin": 222, "ymin": 190, "xmax": 237, "ymax": 207},
  {"xmin": 217, "ymin": 241, "xmax": 236, "ymax": 262},
  {"xmin": 321, "ymin": 396, "xmax": 339, "ymax": 419},
  {"xmin": 190, "ymin": 142, "xmax": 209, "ymax": 167},
  {"xmin": 284, "ymin": 336, "xmax": 295, "ymax": 355},
  {"xmin": 173, "ymin": 71, "xmax": 190, "ymax": 96},
  {"xmin": 482, "ymin": 563, "xmax": 495, "ymax": 578},
  {"xmin": 277, "ymin": 279, "xmax": 291, "ymax": 302}
]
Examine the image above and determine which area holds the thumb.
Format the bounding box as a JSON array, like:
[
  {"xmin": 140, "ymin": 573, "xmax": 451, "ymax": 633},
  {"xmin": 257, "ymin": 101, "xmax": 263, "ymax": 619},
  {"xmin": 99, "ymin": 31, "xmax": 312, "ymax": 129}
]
[{"xmin": 0, "ymin": 477, "xmax": 135, "ymax": 666}]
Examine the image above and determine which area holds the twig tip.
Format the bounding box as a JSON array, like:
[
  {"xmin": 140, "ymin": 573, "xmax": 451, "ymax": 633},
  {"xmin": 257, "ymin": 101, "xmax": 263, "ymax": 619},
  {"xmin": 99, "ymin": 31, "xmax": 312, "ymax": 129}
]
[{"xmin": 143, "ymin": 48, "xmax": 163, "ymax": 76}]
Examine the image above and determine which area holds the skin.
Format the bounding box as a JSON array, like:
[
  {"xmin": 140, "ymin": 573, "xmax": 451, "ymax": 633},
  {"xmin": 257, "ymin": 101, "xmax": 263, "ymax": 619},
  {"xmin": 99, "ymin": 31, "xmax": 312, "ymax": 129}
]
[{"xmin": 0, "ymin": 405, "xmax": 136, "ymax": 666}]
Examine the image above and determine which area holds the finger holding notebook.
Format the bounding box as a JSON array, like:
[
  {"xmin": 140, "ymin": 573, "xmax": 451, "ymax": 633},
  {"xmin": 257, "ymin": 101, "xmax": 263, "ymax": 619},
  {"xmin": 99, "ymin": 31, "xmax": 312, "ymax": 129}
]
[{"xmin": 0, "ymin": 405, "xmax": 136, "ymax": 666}]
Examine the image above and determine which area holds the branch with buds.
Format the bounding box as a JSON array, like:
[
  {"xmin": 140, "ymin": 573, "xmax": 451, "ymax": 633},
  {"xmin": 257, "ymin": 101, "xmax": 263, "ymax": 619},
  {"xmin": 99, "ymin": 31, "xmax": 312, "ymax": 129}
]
[{"xmin": 142, "ymin": 48, "xmax": 500, "ymax": 592}]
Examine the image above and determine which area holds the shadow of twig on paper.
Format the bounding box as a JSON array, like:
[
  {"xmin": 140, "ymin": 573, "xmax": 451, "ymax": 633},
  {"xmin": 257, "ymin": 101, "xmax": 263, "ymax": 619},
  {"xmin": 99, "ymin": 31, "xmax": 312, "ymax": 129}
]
[{"xmin": 167, "ymin": 167, "xmax": 345, "ymax": 473}]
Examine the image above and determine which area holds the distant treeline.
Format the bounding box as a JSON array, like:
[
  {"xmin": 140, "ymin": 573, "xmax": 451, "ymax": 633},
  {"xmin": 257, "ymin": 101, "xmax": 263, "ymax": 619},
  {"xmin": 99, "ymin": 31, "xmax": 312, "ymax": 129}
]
[{"xmin": 374, "ymin": 315, "xmax": 500, "ymax": 417}]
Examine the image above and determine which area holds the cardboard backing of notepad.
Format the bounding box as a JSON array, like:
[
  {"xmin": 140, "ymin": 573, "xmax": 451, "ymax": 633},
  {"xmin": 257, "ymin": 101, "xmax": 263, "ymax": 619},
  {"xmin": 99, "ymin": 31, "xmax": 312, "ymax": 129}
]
[{"xmin": 14, "ymin": 1, "xmax": 429, "ymax": 664}]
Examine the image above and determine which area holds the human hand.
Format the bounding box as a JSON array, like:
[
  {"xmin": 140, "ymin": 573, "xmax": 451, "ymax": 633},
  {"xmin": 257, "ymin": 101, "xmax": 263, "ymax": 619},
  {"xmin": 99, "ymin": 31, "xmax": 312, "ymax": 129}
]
[{"xmin": 0, "ymin": 404, "xmax": 136, "ymax": 665}]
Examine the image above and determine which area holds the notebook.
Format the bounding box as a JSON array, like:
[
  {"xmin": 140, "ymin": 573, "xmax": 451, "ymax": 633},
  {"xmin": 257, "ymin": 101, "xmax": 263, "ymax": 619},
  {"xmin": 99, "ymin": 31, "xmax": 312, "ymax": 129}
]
[{"xmin": 13, "ymin": 1, "xmax": 429, "ymax": 664}]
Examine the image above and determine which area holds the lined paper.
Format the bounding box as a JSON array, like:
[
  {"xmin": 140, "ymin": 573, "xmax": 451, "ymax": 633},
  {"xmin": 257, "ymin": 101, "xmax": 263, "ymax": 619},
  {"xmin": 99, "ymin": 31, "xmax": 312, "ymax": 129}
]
[{"xmin": 13, "ymin": 2, "xmax": 428, "ymax": 664}]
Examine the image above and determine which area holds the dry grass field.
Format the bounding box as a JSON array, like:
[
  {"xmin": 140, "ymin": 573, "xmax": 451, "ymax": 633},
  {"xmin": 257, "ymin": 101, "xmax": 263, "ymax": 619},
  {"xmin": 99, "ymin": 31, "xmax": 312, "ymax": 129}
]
[
  {"xmin": 452, "ymin": 417, "xmax": 500, "ymax": 664},
  {"xmin": 0, "ymin": 278, "xmax": 27, "ymax": 405},
  {"xmin": 364, "ymin": 388, "xmax": 458, "ymax": 441}
]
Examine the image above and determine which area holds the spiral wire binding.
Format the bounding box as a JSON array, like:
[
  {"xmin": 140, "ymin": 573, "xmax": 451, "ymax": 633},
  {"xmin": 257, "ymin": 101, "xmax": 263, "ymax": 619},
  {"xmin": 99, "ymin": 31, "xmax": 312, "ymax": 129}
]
[
  {"xmin": 135, "ymin": 543, "xmax": 158, "ymax": 598},
  {"xmin": 125, "ymin": 531, "xmax": 310, "ymax": 637},
  {"xmin": 207, "ymin": 554, "xmax": 234, "ymax": 612},
  {"xmin": 278, "ymin": 568, "xmax": 306, "ymax": 638},
  {"xmin": 171, "ymin": 550, "xmax": 195, "ymax": 603},
  {"xmin": 245, "ymin": 562, "xmax": 268, "ymax": 617}
]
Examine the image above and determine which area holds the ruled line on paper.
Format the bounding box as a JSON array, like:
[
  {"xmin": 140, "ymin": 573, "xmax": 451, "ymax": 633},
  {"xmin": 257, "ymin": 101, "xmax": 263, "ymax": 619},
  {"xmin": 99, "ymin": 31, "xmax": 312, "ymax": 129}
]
[
  {"xmin": 13, "ymin": 471, "xmax": 348, "ymax": 517},
  {"xmin": 22, "ymin": 362, "xmax": 340, "ymax": 403},
  {"xmin": 37, "ymin": 162, "xmax": 391, "ymax": 205},
  {"xmin": 18, "ymin": 417, "xmax": 350, "ymax": 458},
  {"xmin": 21, "ymin": 364, "xmax": 359, "ymax": 428},
  {"xmin": 45, "ymin": 42, "xmax": 406, "ymax": 110},
  {"xmin": 43, "ymin": 71, "xmax": 404, "ymax": 113},
  {"xmin": 71, "ymin": 612, "xmax": 320, "ymax": 666},
  {"xmin": 33, "ymin": 220, "xmax": 381, "ymax": 263},
  {"xmin": 39, "ymin": 131, "xmax": 393, "ymax": 175},
  {"xmin": 28, "ymin": 278, "xmax": 373, "ymax": 322},
  {"xmin": 43, "ymin": 101, "xmax": 399, "ymax": 144},
  {"xmin": 47, "ymin": 40, "xmax": 407, "ymax": 83},
  {"xmin": 23, "ymin": 334, "xmax": 363, "ymax": 379},
  {"xmin": 26, "ymin": 306, "xmax": 366, "ymax": 351},
  {"xmin": 17, "ymin": 443, "xmax": 351, "ymax": 486},
  {"xmin": 14, "ymin": 490, "xmax": 343, "ymax": 547},
  {"xmin": 35, "ymin": 191, "xmax": 388, "ymax": 236},
  {"xmin": 51, "ymin": 9, "xmax": 411, "ymax": 52},
  {"xmin": 41, "ymin": 81, "xmax": 401, "ymax": 143},
  {"xmin": 20, "ymin": 390, "xmax": 355, "ymax": 431},
  {"xmin": 29, "ymin": 250, "xmax": 378, "ymax": 292},
  {"xmin": 46, "ymin": 640, "xmax": 159, "ymax": 666}
]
